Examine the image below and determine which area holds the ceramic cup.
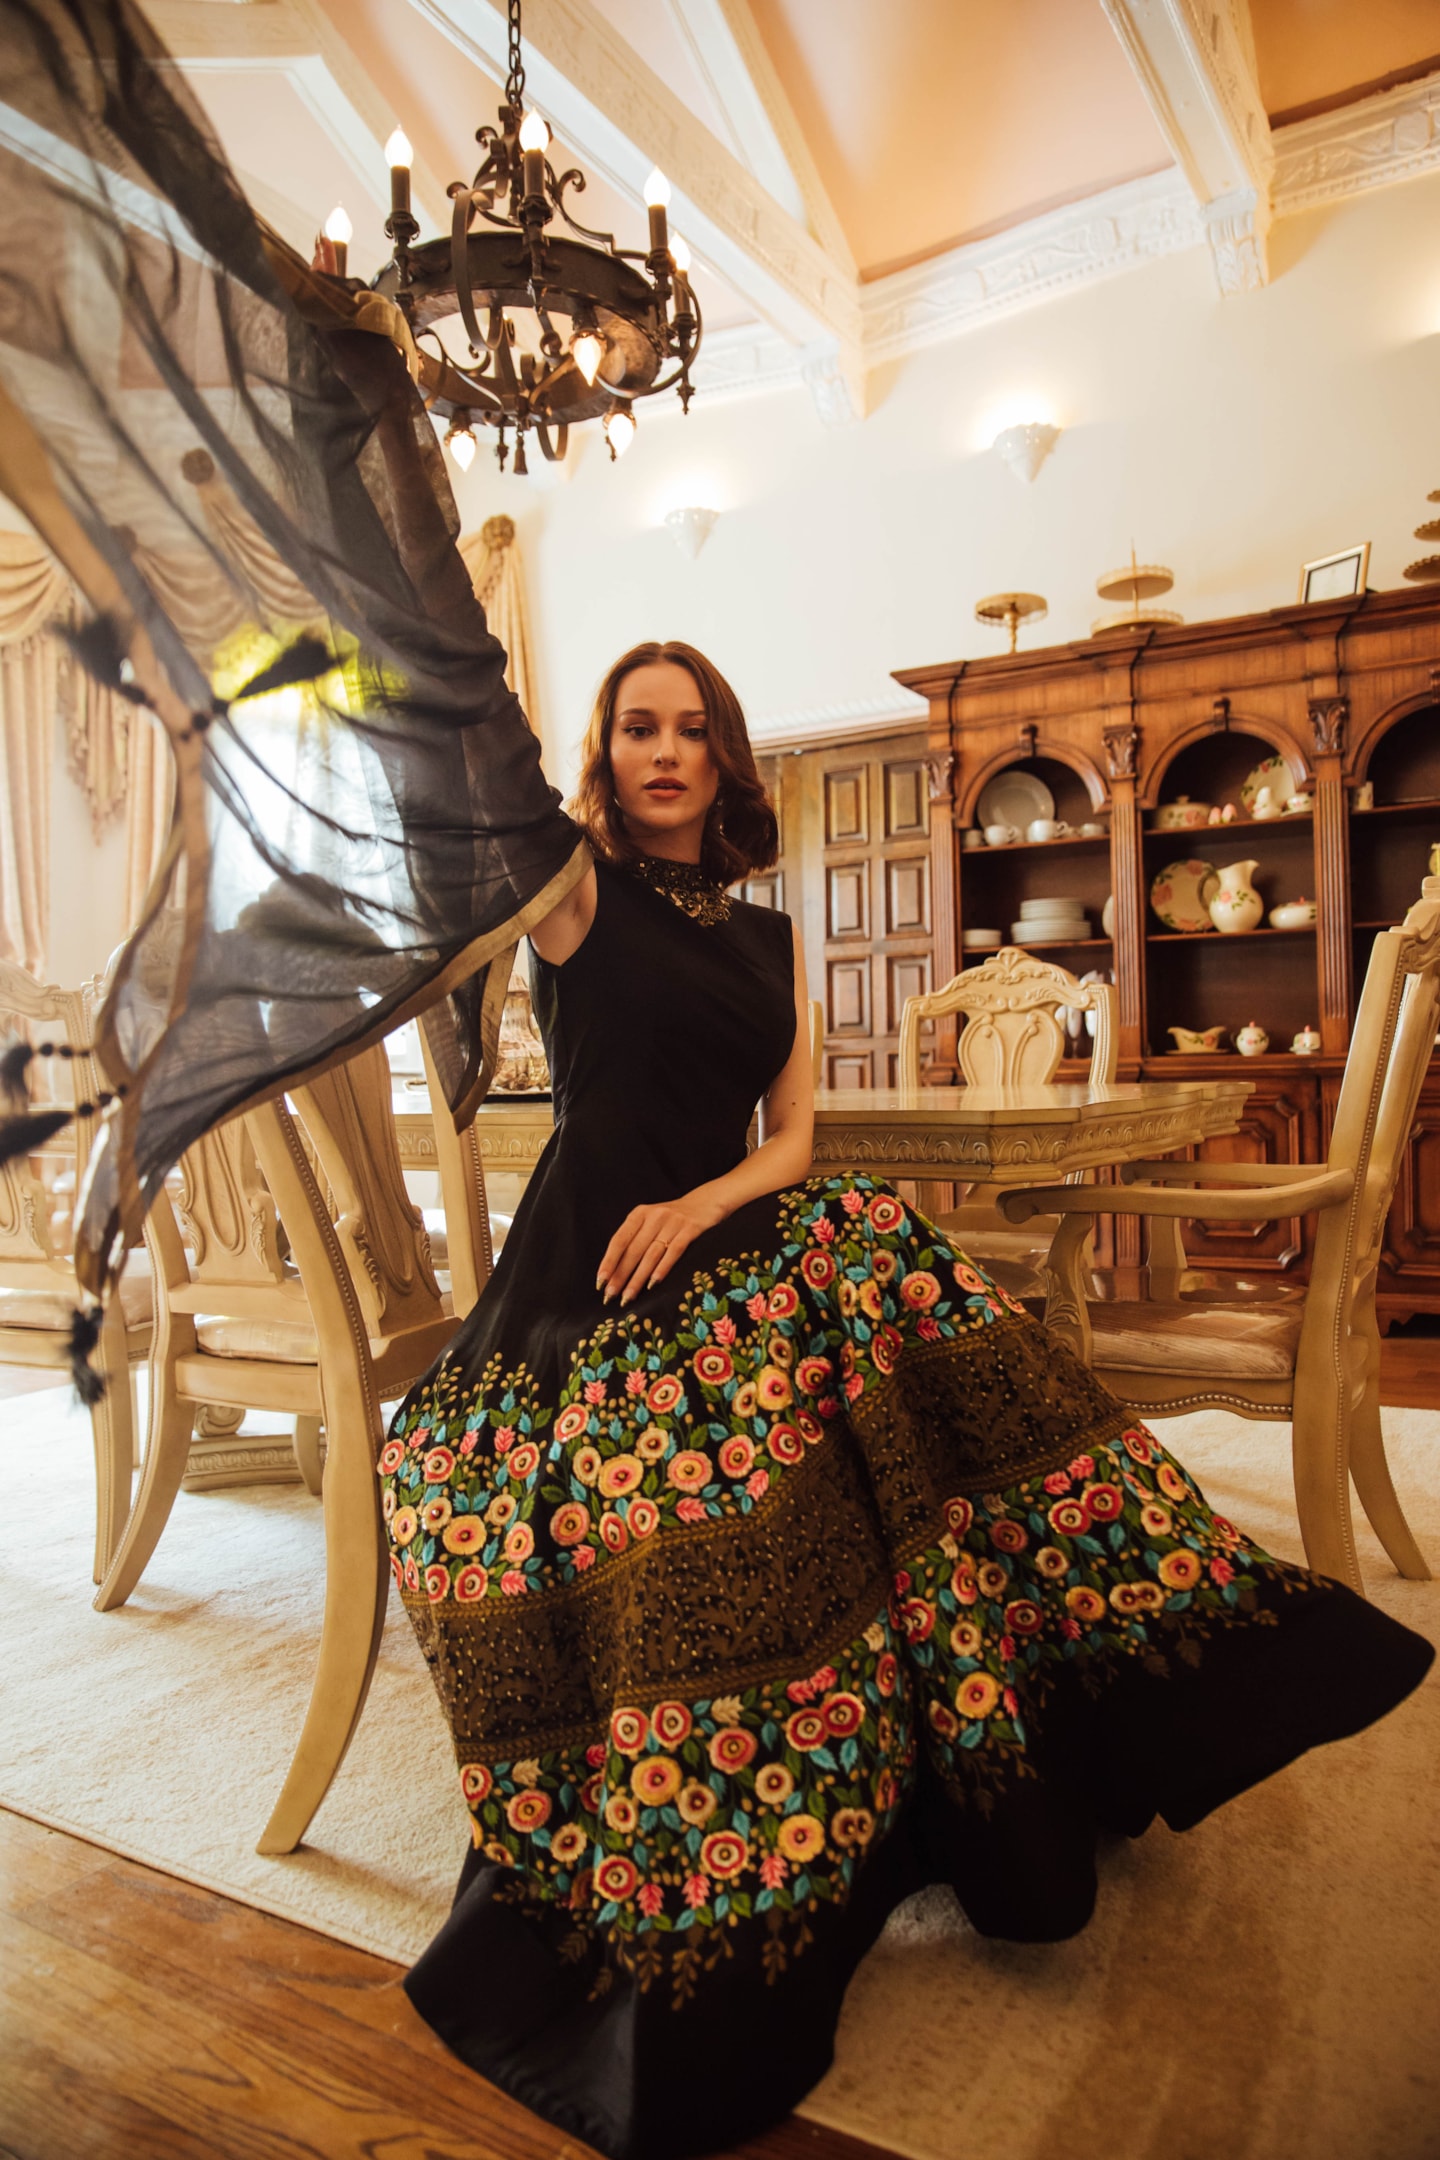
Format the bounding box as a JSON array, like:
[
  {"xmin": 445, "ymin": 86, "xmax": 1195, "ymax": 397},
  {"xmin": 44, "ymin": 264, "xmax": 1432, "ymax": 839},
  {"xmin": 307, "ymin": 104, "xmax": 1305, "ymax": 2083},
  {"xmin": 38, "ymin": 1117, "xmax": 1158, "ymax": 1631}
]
[
  {"xmin": 1285, "ymin": 792, "xmax": 1313, "ymax": 813},
  {"xmin": 962, "ymin": 828, "xmax": 987, "ymax": 850},
  {"xmin": 1353, "ymin": 782, "xmax": 1374, "ymax": 811},
  {"xmin": 984, "ymin": 823, "xmax": 1019, "ymax": 847},
  {"xmin": 1025, "ymin": 818, "xmax": 1070, "ymax": 843}
]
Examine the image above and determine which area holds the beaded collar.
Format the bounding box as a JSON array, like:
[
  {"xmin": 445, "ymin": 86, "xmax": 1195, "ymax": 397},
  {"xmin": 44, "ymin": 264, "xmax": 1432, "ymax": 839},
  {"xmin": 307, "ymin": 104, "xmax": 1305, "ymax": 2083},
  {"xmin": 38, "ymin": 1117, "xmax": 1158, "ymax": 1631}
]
[{"xmin": 627, "ymin": 852, "xmax": 732, "ymax": 926}]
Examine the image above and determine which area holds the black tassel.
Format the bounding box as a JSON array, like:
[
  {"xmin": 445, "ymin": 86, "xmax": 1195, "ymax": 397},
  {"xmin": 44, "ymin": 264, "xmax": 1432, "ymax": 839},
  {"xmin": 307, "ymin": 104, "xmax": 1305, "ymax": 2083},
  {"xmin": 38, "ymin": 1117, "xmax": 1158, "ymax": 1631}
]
[
  {"xmin": 0, "ymin": 1038, "xmax": 34, "ymax": 1110},
  {"xmin": 0, "ymin": 1107, "xmax": 74, "ymax": 1167},
  {"xmin": 228, "ymin": 635, "xmax": 338, "ymax": 707},
  {"xmin": 58, "ymin": 613, "xmax": 148, "ymax": 705},
  {"xmin": 67, "ymin": 1303, "xmax": 107, "ymax": 1407}
]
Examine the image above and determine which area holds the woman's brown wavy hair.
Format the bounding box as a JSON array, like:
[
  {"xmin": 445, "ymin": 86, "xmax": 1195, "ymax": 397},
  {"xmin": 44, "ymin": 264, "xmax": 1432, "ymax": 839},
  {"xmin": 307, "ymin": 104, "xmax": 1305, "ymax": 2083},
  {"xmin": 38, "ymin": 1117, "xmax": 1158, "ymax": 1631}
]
[{"xmin": 571, "ymin": 640, "xmax": 779, "ymax": 887}]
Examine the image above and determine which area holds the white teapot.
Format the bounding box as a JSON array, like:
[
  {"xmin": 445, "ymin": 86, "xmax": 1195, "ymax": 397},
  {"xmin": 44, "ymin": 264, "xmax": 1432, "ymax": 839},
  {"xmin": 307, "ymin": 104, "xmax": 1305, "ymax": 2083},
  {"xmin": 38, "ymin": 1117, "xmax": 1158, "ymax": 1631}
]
[{"xmin": 1209, "ymin": 860, "xmax": 1264, "ymax": 934}]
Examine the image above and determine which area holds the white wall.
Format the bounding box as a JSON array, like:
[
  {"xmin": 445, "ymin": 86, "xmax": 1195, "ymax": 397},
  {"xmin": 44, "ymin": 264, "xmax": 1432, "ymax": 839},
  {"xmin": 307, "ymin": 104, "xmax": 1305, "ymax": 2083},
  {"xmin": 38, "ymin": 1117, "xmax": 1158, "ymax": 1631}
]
[{"xmin": 449, "ymin": 171, "xmax": 1440, "ymax": 789}]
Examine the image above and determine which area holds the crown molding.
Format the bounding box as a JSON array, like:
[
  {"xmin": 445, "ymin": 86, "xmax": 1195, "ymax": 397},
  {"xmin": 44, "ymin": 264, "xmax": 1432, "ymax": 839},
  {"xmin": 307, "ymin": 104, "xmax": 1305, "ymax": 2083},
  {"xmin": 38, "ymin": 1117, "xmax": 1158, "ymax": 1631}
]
[
  {"xmin": 1271, "ymin": 67, "xmax": 1440, "ymax": 215},
  {"xmin": 861, "ymin": 169, "xmax": 1202, "ymax": 365},
  {"xmin": 748, "ymin": 691, "xmax": 928, "ymax": 748}
]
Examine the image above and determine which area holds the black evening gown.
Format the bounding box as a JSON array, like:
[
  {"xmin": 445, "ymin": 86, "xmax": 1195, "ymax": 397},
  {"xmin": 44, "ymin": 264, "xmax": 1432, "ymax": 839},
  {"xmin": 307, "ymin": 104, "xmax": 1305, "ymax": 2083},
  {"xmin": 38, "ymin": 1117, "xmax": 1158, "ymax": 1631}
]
[{"xmin": 391, "ymin": 852, "xmax": 1432, "ymax": 2160}]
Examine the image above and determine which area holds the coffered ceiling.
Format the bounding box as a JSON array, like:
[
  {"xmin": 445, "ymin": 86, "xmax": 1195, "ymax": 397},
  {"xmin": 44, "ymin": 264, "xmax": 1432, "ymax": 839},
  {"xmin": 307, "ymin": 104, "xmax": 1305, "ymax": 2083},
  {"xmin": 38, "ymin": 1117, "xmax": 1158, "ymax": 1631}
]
[{"xmin": 145, "ymin": 0, "xmax": 1440, "ymax": 425}]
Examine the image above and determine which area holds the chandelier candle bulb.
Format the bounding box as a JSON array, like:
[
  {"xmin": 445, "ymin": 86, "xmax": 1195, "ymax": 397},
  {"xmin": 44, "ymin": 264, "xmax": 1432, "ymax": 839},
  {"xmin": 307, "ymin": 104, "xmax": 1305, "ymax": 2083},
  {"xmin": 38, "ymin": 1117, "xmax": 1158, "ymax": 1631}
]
[
  {"xmin": 572, "ymin": 331, "xmax": 603, "ymax": 385},
  {"xmin": 605, "ymin": 407, "xmax": 636, "ymax": 459},
  {"xmin": 323, "ymin": 203, "xmax": 351, "ymax": 277},
  {"xmin": 643, "ymin": 166, "xmax": 670, "ymax": 254},
  {"xmin": 385, "ymin": 127, "xmax": 413, "ymax": 217},
  {"xmin": 518, "ymin": 109, "xmax": 548, "ymax": 201}
]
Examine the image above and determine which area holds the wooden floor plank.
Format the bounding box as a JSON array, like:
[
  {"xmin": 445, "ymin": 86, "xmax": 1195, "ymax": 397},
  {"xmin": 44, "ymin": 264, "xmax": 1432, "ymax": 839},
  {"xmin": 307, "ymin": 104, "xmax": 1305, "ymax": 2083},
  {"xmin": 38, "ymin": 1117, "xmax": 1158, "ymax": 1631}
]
[{"xmin": 0, "ymin": 1809, "xmax": 901, "ymax": 2160}]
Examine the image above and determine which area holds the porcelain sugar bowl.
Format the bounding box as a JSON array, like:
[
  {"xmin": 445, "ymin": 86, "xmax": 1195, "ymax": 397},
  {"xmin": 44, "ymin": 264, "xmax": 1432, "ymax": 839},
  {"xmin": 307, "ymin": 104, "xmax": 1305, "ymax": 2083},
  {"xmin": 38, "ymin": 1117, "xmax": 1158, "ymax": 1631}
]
[
  {"xmin": 1291, "ymin": 1024, "xmax": 1322, "ymax": 1056},
  {"xmin": 1153, "ymin": 795, "xmax": 1211, "ymax": 832},
  {"xmin": 1235, "ymin": 1021, "xmax": 1270, "ymax": 1056},
  {"xmin": 1208, "ymin": 860, "xmax": 1264, "ymax": 934}
]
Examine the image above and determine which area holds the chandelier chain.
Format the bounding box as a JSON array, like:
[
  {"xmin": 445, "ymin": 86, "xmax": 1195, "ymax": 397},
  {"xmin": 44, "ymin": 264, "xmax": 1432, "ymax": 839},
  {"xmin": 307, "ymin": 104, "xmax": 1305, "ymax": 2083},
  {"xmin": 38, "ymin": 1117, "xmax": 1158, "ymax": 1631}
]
[{"xmin": 506, "ymin": 0, "xmax": 526, "ymax": 111}]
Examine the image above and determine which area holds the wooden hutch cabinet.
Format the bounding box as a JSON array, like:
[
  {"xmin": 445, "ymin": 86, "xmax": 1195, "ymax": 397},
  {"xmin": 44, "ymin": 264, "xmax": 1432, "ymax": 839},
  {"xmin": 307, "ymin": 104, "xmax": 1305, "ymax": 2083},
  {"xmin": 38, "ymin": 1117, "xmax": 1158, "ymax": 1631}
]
[
  {"xmin": 885, "ymin": 584, "xmax": 1440, "ymax": 1320},
  {"xmin": 755, "ymin": 583, "xmax": 1440, "ymax": 1313}
]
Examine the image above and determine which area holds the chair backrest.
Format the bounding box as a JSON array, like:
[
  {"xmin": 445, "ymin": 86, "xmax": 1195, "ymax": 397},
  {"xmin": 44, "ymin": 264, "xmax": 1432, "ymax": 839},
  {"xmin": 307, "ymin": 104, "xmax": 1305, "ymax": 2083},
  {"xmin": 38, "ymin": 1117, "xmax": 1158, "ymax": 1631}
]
[
  {"xmin": 155, "ymin": 1039, "xmax": 447, "ymax": 1349},
  {"xmin": 286, "ymin": 1044, "xmax": 447, "ymax": 1344},
  {"xmin": 0, "ymin": 958, "xmax": 107, "ymax": 1284},
  {"xmin": 898, "ymin": 948, "xmax": 1118, "ymax": 1090},
  {"xmin": 808, "ymin": 998, "xmax": 823, "ymax": 1086},
  {"xmin": 1302, "ymin": 875, "xmax": 1440, "ymax": 1352}
]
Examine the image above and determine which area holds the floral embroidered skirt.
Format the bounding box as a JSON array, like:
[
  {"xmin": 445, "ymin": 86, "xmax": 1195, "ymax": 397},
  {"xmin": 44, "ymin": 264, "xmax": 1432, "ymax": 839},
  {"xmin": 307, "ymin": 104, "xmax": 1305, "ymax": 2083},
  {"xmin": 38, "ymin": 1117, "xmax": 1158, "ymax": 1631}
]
[{"xmin": 386, "ymin": 1176, "xmax": 1431, "ymax": 2160}]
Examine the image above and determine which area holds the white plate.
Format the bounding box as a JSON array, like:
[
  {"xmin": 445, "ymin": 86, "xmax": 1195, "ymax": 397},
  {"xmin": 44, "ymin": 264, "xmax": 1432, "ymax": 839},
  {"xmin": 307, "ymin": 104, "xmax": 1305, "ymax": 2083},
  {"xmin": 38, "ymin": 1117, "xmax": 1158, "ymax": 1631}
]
[
  {"xmin": 1018, "ymin": 896, "xmax": 1085, "ymax": 917},
  {"xmin": 961, "ymin": 929, "xmax": 1003, "ymax": 948},
  {"xmin": 1011, "ymin": 919, "xmax": 1089, "ymax": 943},
  {"xmin": 1150, "ymin": 858, "xmax": 1219, "ymax": 933},
  {"xmin": 976, "ymin": 769, "xmax": 1054, "ymax": 835},
  {"xmin": 1239, "ymin": 755, "xmax": 1292, "ymax": 815}
]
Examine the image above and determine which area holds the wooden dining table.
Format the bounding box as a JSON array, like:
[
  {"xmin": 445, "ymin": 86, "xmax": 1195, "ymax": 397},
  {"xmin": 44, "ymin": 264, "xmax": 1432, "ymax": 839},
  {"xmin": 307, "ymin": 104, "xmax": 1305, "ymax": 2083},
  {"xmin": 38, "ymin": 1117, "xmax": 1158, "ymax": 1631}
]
[{"xmin": 394, "ymin": 1076, "xmax": 1253, "ymax": 1187}]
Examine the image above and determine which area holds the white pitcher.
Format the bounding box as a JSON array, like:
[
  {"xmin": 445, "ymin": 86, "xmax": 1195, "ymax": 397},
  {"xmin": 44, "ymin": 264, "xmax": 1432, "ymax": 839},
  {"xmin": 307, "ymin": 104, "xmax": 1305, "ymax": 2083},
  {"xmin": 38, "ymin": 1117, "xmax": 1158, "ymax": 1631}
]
[{"xmin": 1208, "ymin": 859, "xmax": 1263, "ymax": 934}]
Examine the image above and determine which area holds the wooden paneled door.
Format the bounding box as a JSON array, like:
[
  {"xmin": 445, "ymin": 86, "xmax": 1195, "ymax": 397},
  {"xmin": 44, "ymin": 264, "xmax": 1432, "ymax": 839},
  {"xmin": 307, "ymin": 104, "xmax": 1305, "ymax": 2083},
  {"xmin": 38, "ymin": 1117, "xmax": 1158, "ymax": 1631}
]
[{"xmin": 755, "ymin": 730, "xmax": 932, "ymax": 1088}]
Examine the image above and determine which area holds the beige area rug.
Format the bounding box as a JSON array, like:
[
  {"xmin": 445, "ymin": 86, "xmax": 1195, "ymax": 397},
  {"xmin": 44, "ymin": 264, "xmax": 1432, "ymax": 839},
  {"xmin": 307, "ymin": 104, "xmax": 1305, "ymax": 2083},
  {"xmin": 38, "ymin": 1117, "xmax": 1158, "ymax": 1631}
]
[{"xmin": 2, "ymin": 1377, "xmax": 1437, "ymax": 2160}]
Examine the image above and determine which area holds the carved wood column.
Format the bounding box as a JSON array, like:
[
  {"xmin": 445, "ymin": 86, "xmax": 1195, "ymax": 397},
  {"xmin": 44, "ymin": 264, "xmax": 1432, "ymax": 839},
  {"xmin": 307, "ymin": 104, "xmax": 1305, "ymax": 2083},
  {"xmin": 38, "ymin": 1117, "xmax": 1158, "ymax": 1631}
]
[
  {"xmin": 925, "ymin": 735, "xmax": 960, "ymax": 1082},
  {"xmin": 1103, "ymin": 721, "xmax": 1144, "ymax": 1072},
  {"xmin": 1309, "ymin": 696, "xmax": 1353, "ymax": 1055}
]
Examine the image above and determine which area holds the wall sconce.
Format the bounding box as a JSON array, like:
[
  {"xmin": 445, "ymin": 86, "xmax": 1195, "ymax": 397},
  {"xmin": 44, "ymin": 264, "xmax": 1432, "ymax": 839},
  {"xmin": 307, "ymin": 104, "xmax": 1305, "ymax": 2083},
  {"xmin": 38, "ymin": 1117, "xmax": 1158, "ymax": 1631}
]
[
  {"xmin": 665, "ymin": 505, "xmax": 719, "ymax": 559},
  {"xmin": 993, "ymin": 421, "xmax": 1060, "ymax": 485}
]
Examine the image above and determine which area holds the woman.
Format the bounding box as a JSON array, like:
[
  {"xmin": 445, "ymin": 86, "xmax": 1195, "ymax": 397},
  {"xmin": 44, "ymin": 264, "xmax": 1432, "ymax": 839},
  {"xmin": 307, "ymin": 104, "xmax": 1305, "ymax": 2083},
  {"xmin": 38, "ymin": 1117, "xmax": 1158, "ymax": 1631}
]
[{"xmin": 390, "ymin": 641, "xmax": 1431, "ymax": 2160}]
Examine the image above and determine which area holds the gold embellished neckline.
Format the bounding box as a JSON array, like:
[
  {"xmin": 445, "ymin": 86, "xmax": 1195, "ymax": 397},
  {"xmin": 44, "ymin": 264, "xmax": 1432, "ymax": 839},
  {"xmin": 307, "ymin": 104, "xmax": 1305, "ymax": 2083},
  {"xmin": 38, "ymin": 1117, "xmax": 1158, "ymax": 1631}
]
[{"xmin": 628, "ymin": 853, "xmax": 732, "ymax": 925}]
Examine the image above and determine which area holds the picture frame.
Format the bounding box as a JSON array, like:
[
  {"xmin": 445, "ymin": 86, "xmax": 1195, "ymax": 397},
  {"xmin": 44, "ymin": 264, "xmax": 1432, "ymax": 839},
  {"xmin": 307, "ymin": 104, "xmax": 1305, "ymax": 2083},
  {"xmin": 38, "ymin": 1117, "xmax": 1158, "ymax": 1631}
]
[{"xmin": 1298, "ymin": 542, "xmax": 1370, "ymax": 604}]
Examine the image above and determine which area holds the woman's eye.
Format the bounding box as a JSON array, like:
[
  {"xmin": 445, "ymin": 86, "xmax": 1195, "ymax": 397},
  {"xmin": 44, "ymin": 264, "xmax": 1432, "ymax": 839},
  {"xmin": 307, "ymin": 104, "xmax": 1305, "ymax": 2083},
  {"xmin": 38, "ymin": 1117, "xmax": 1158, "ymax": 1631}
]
[{"xmin": 682, "ymin": 726, "xmax": 708, "ymax": 740}]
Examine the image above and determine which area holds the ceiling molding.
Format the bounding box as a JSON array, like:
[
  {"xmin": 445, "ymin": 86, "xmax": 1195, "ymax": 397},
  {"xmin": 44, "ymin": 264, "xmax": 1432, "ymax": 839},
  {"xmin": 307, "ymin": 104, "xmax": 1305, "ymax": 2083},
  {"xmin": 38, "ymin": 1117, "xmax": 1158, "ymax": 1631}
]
[
  {"xmin": 666, "ymin": 0, "xmax": 857, "ymax": 278},
  {"xmin": 1101, "ymin": 0, "xmax": 1273, "ymax": 293},
  {"xmin": 406, "ymin": 0, "xmax": 864, "ymax": 422},
  {"xmin": 862, "ymin": 169, "xmax": 1203, "ymax": 365},
  {"xmin": 1271, "ymin": 67, "xmax": 1440, "ymax": 216}
]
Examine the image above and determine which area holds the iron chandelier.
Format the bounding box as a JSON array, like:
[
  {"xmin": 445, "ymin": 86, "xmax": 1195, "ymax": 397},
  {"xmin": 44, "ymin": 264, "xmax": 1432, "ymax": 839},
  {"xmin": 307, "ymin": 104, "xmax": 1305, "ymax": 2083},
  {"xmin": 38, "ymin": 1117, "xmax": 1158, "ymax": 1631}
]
[{"xmin": 324, "ymin": 0, "xmax": 701, "ymax": 474}]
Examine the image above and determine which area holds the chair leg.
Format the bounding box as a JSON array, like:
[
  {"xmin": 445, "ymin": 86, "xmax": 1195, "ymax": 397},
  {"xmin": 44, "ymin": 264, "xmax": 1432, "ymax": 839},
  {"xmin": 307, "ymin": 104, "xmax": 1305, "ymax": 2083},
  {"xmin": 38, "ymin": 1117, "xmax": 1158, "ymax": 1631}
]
[
  {"xmin": 89, "ymin": 1307, "xmax": 137, "ymax": 1585},
  {"xmin": 256, "ymin": 1372, "xmax": 388, "ymax": 1855},
  {"xmin": 1349, "ymin": 1365, "xmax": 1431, "ymax": 1581},
  {"xmin": 94, "ymin": 1370, "xmax": 195, "ymax": 1611},
  {"xmin": 1289, "ymin": 1361, "xmax": 1363, "ymax": 1594},
  {"xmin": 292, "ymin": 1414, "xmax": 324, "ymax": 1496}
]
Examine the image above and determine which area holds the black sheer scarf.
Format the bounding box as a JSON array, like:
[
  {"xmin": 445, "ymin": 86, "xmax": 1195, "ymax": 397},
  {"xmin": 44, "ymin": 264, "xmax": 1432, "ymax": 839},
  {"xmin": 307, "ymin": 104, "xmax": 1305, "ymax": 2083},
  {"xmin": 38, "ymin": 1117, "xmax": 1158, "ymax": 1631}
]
[{"xmin": 0, "ymin": 0, "xmax": 586, "ymax": 1300}]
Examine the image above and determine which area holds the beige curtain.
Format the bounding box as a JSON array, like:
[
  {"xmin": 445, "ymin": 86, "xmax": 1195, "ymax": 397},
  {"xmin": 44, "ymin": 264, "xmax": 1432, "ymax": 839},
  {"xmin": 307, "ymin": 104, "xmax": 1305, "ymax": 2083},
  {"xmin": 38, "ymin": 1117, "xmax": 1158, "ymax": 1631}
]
[
  {"xmin": 123, "ymin": 707, "xmax": 174, "ymax": 929},
  {"xmin": 460, "ymin": 516, "xmax": 538, "ymax": 732},
  {"xmin": 0, "ymin": 637, "xmax": 56, "ymax": 972}
]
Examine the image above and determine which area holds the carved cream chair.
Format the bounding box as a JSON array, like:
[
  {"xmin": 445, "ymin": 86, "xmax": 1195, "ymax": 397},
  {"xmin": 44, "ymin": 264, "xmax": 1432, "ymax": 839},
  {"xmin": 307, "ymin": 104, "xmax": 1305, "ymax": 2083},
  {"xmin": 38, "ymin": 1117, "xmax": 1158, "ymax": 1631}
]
[
  {"xmin": 1001, "ymin": 879, "xmax": 1440, "ymax": 1594},
  {"xmin": 98, "ymin": 1039, "xmax": 477, "ymax": 1854},
  {"xmin": 808, "ymin": 998, "xmax": 824, "ymax": 1086},
  {"xmin": 898, "ymin": 948, "xmax": 1119, "ymax": 1292},
  {"xmin": 0, "ymin": 959, "xmax": 152, "ymax": 1581}
]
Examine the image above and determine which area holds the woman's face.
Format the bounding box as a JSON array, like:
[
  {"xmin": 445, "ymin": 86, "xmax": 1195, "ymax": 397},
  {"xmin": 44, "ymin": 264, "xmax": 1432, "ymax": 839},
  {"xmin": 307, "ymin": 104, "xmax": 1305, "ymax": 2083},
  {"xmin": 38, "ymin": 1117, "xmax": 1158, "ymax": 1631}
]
[{"xmin": 608, "ymin": 660, "xmax": 719, "ymax": 859}]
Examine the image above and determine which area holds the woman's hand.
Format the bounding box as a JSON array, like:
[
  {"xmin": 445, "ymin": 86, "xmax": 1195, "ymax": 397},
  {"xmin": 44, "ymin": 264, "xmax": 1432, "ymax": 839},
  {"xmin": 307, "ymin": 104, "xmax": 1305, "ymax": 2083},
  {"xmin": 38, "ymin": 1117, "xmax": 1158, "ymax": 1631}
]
[{"xmin": 598, "ymin": 1192, "xmax": 725, "ymax": 1304}]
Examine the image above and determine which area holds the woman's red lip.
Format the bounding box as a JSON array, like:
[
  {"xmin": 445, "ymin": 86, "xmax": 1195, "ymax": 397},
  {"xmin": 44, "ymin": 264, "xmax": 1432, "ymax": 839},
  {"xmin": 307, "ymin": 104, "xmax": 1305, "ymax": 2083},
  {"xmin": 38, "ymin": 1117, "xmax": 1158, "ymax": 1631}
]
[{"xmin": 644, "ymin": 781, "xmax": 685, "ymax": 791}]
